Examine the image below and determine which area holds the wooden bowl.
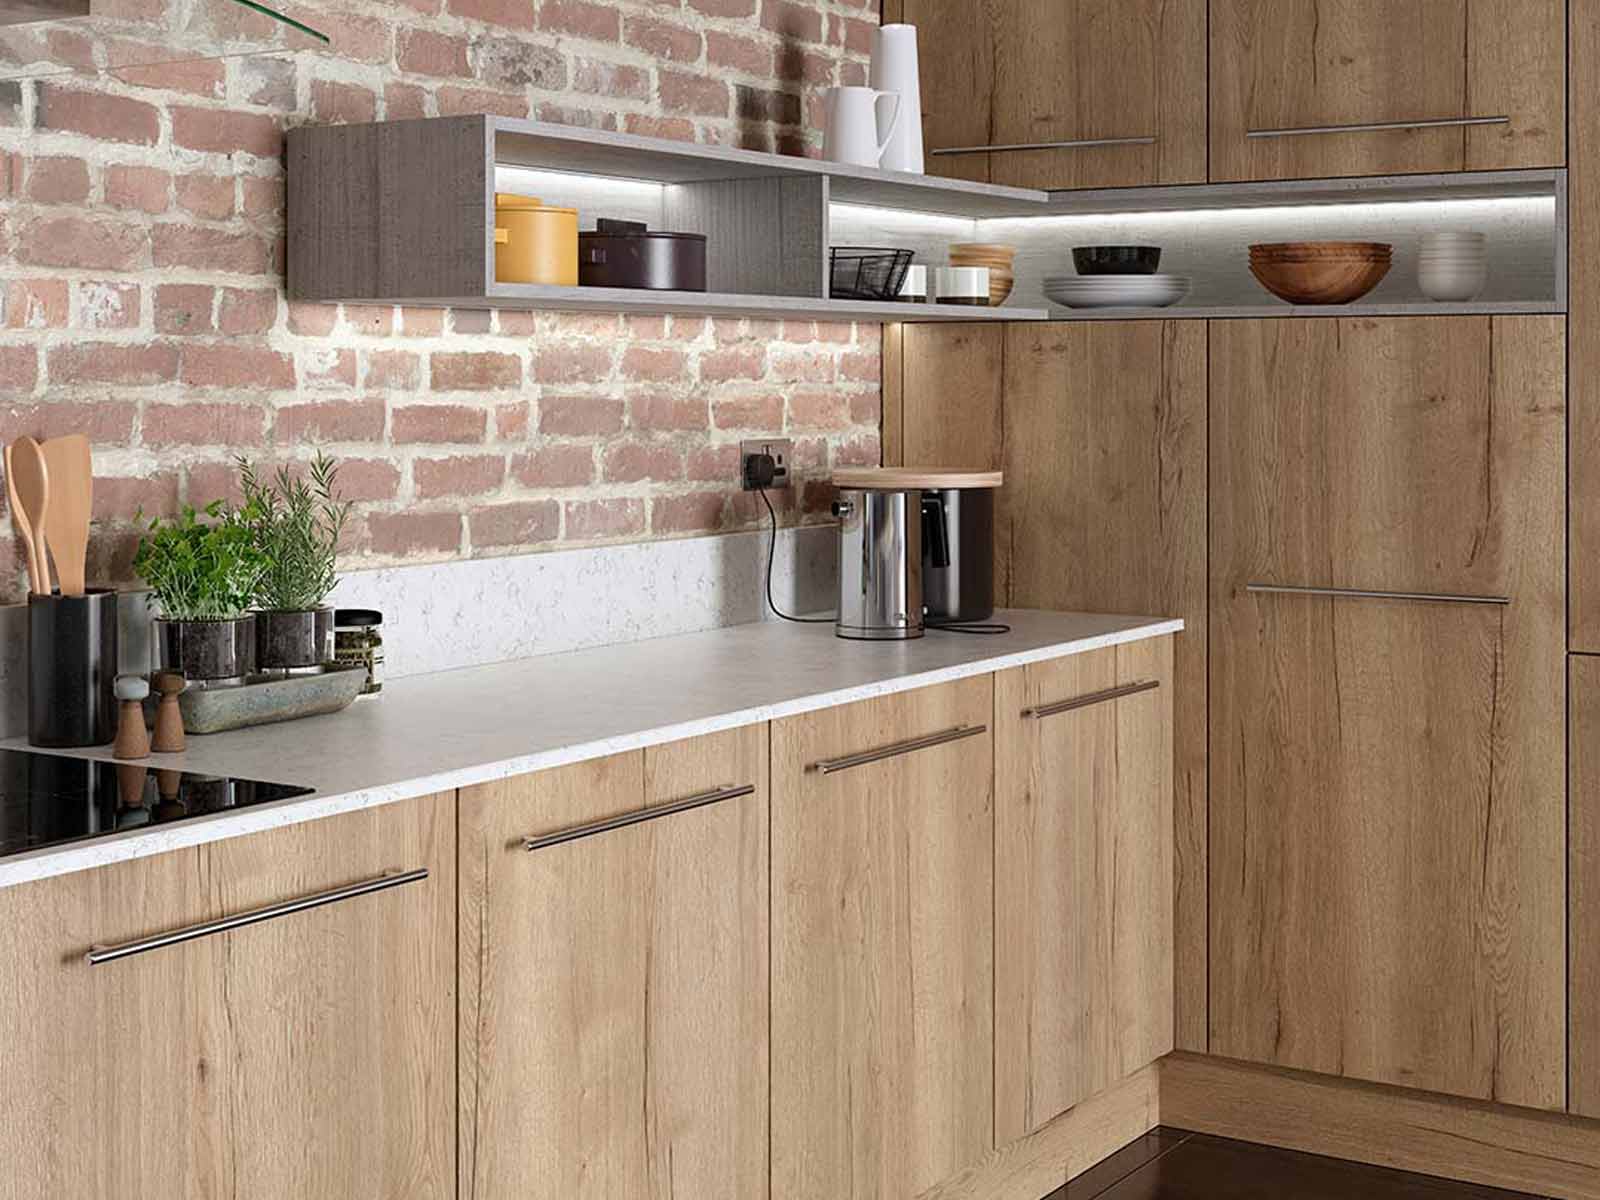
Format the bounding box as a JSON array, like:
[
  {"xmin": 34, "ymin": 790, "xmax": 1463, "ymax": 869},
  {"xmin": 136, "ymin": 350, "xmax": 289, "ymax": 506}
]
[
  {"xmin": 1250, "ymin": 241, "xmax": 1392, "ymax": 260},
  {"xmin": 1249, "ymin": 256, "xmax": 1392, "ymax": 305}
]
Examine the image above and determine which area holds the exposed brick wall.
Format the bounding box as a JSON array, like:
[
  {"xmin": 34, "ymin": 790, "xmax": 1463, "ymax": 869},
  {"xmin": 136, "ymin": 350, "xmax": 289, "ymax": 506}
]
[{"xmin": 0, "ymin": 0, "xmax": 883, "ymax": 598}]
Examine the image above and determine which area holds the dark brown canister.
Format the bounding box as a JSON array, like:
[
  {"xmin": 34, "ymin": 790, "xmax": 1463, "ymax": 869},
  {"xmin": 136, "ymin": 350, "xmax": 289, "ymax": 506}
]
[{"xmin": 579, "ymin": 219, "xmax": 708, "ymax": 291}]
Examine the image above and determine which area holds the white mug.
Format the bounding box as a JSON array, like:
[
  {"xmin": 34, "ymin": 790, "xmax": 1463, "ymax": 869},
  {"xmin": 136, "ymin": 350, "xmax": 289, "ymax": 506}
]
[{"xmin": 823, "ymin": 86, "xmax": 902, "ymax": 168}]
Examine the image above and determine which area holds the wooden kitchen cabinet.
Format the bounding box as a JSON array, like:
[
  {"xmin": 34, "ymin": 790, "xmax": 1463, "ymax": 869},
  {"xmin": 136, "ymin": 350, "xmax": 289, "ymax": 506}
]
[
  {"xmin": 1572, "ymin": 655, "xmax": 1600, "ymax": 1118},
  {"xmin": 0, "ymin": 792, "xmax": 456, "ymax": 1200},
  {"xmin": 458, "ymin": 727, "xmax": 769, "ymax": 1200},
  {"xmin": 1209, "ymin": 316, "xmax": 1567, "ymax": 1108},
  {"xmin": 1210, "ymin": 0, "xmax": 1565, "ymax": 181},
  {"xmin": 994, "ymin": 639, "xmax": 1174, "ymax": 1146},
  {"xmin": 886, "ymin": 0, "xmax": 1206, "ymax": 189},
  {"xmin": 771, "ymin": 677, "xmax": 994, "ymax": 1199}
]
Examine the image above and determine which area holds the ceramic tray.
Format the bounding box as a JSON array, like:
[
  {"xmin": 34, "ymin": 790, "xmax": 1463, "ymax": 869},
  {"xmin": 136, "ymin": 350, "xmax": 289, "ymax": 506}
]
[{"xmin": 145, "ymin": 664, "xmax": 367, "ymax": 735}]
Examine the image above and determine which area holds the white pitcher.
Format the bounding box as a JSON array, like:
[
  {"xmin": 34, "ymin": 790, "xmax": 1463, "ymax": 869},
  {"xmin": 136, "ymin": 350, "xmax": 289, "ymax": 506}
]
[
  {"xmin": 870, "ymin": 23, "xmax": 924, "ymax": 173},
  {"xmin": 823, "ymin": 86, "xmax": 902, "ymax": 169}
]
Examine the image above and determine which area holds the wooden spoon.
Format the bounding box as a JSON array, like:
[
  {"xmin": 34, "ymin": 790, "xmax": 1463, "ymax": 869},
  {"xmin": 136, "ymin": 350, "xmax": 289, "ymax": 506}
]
[
  {"xmin": 7, "ymin": 437, "xmax": 51, "ymax": 595},
  {"xmin": 40, "ymin": 434, "xmax": 91, "ymax": 596}
]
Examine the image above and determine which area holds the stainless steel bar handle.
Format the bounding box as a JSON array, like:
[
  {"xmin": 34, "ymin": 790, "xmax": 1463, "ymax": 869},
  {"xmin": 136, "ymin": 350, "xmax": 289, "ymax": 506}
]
[
  {"xmin": 1246, "ymin": 115, "xmax": 1509, "ymax": 139},
  {"xmin": 931, "ymin": 135, "xmax": 1157, "ymax": 156},
  {"xmin": 1022, "ymin": 679, "xmax": 1160, "ymax": 721},
  {"xmin": 524, "ymin": 783, "xmax": 757, "ymax": 852},
  {"xmin": 86, "ymin": 867, "xmax": 430, "ymax": 966},
  {"xmin": 1246, "ymin": 583, "xmax": 1510, "ymax": 606},
  {"xmin": 807, "ymin": 724, "xmax": 987, "ymax": 776}
]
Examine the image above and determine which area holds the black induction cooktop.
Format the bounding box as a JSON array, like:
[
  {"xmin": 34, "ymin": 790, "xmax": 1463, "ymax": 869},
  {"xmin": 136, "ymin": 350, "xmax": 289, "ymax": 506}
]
[{"xmin": 0, "ymin": 749, "xmax": 314, "ymax": 860}]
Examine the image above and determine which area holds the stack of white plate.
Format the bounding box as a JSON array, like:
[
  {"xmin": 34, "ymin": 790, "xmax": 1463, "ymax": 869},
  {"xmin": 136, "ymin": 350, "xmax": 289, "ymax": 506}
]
[
  {"xmin": 1042, "ymin": 274, "xmax": 1190, "ymax": 309},
  {"xmin": 1418, "ymin": 232, "xmax": 1487, "ymax": 302}
]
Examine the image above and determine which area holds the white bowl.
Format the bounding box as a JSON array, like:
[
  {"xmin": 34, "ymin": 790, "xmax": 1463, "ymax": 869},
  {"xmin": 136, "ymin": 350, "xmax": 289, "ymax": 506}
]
[
  {"xmin": 1043, "ymin": 274, "xmax": 1190, "ymax": 309},
  {"xmin": 1418, "ymin": 263, "xmax": 1487, "ymax": 302}
]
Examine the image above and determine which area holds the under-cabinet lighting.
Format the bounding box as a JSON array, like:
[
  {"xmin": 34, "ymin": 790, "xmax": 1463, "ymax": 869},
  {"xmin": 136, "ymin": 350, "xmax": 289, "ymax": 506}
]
[
  {"xmin": 985, "ymin": 195, "xmax": 1555, "ymax": 231},
  {"xmin": 493, "ymin": 165, "xmax": 667, "ymax": 202}
]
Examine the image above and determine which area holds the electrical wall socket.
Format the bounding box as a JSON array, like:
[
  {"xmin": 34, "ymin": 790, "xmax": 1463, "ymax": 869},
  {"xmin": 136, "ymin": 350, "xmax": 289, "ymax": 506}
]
[{"xmin": 739, "ymin": 438, "xmax": 793, "ymax": 490}]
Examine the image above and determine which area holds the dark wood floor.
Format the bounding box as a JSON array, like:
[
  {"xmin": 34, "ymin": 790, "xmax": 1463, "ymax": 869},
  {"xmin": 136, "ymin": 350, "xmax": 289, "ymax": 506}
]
[{"xmin": 1043, "ymin": 1128, "xmax": 1552, "ymax": 1199}]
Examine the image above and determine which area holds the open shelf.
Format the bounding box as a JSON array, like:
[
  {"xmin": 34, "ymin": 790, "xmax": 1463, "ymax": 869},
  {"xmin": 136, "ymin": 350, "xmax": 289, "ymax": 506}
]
[{"xmin": 1031, "ymin": 299, "xmax": 1562, "ymax": 322}]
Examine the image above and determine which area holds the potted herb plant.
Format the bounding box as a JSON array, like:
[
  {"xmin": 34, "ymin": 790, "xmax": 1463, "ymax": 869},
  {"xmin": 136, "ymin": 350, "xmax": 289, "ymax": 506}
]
[
  {"xmin": 134, "ymin": 501, "xmax": 268, "ymax": 686},
  {"xmin": 239, "ymin": 452, "xmax": 352, "ymax": 673}
]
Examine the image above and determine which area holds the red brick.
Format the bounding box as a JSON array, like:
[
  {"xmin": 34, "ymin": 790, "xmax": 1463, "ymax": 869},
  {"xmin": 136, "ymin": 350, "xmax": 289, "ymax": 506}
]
[
  {"xmin": 787, "ymin": 388, "xmax": 848, "ymax": 430},
  {"xmin": 437, "ymin": 85, "xmax": 531, "ymax": 119},
  {"xmin": 288, "ymin": 10, "xmax": 390, "ymax": 64},
  {"xmin": 848, "ymin": 387, "xmax": 879, "ymax": 425},
  {"xmin": 707, "ymin": 30, "xmax": 770, "ymax": 76},
  {"xmin": 392, "ymin": 403, "xmax": 487, "ymax": 443},
  {"xmin": 299, "ymin": 347, "xmax": 358, "ymax": 389},
  {"xmin": 686, "ymin": 443, "xmax": 739, "ymax": 483},
  {"xmin": 184, "ymin": 461, "xmax": 247, "ymax": 508},
  {"xmin": 624, "ymin": 315, "xmax": 669, "ymax": 340},
  {"xmin": 50, "ymin": 342, "xmax": 176, "ymax": 385},
  {"xmin": 103, "ymin": 163, "xmax": 171, "ymax": 213},
  {"xmin": 144, "ymin": 403, "xmax": 268, "ymax": 447},
  {"xmin": 0, "ymin": 347, "xmax": 38, "ymax": 392},
  {"xmin": 24, "ymin": 156, "xmax": 90, "ymax": 204},
  {"xmin": 496, "ymin": 311, "xmax": 540, "ymax": 337},
  {"xmin": 659, "ymin": 69, "xmax": 729, "ymax": 116},
  {"xmin": 414, "ymin": 454, "xmax": 505, "ymax": 499},
  {"xmin": 510, "ymin": 444, "xmax": 593, "ymax": 488},
  {"xmin": 276, "ymin": 398, "xmax": 385, "ymax": 442},
  {"xmin": 154, "ymin": 284, "xmax": 215, "ymax": 334},
  {"xmin": 431, "ymin": 350, "xmax": 522, "ymax": 391},
  {"xmin": 603, "ymin": 442, "xmax": 682, "ymax": 483},
  {"xmin": 831, "ymin": 13, "xmax": 876, "ymax": 55},
  {"xmin": 239, "ymin": 57, "xmax": 297, "ymax": 108},
  {"xmin": 397, "ymin": 28, "xmax": 472, "ymax": 77},
  {"xmin": 365, "ymin": 349, "xmax": 421, "ymax": 389},
  {"xmin": 14, "ymin": 216, "xmax": 144, "ymax": 270},
  {"xmin": 700, "ymin": 346, "xmax": 766, "ymax": 382},
  {"xmin": 37, "ymin": 86, "xmax": 160, "ymax": 144},
  {"xmin": 366, "ymin": 511, "xmax": 461, "ymax": 556},
  {"xmin": 288, "ymin": 301, "xmax": 338, "ymax": 336},
  {"xmin": 402, "ymin": 308, "xmax": 446, "ymax": 336},
  {"xmin": 470, "ymin": 500, "xmax": 560, "ymax": 547},
  {"xmin": 532, "ymin": 102, "xmax": 615, "ymax": 129},
  {"xmin": 342, "ymin": 305, "xmax": 394, "ymax": 336},
  {"xmin": 448, "ymin": 0, "xmax": 535, "ymax": 28},
  {"xmin": 240, "ymin": 176, "xmax": 284, "ymax": 221},
  {"xmin": 689, "ymin": 0, "xmax": 755, "ymax": 15},
  {"xmin": 174, "ymin": 173, "xmax": 235, "ymax": 220},
  {"xmin": 533, "ymin": 344, "xmax": 611, "ymax": 384},
  {"xmin": 0, "ymin": 399, "xmax": 134, "ymax": 442},
  {"xmin": 218, "ymin": 288, "xmax": 279, "ymax": 335},
  {"xmin": 450, "ymin": 310, "xmax": 492, "ymax": 335},
  {"xmin": 307, "ymin": 78, "xmax": 376, "ymax": 124},
  {"xmin": 630, "ymin": 393, "xmax": 707, "ymax": 432},
  {"xmin": 624, "ymin": 15, "xmax": 701, "ymax": 62},
  {"xmin": 152, "ymin": 225, "xmax": 271, "ymax": 274},
  {"xmin": 114, "ymin": 56, "xmax": 225, "ymax": 98},
  {"xmin": 539, "ymin": 0, "xmax": 620, "ymax": 41},
  {"xmin": 539, "ymin": 393, "xmax": 623, "ymax": 436},
  {"xmin": 73, "ymin": 281, "xmax": 141, "ymax": 330},
  {"xmin": 546, "ymin": 312, "xmax": 621, "ymax": 338},
  {"xmin": 624, "ymin": 114, "xmax": 696, "ymax": 141},
  {"xmin": 760, "ymin": 0, "xmax": 823, "ymax": 43},
  {"xmin": 620, "ymin": 345, "xmax": 688, "ymax": 382},
  {"xmin": 833, "ymin": 431, "xmax": 881, "ymax": 467},
  {"xmin": 170, "ymin": 107, "xmax": 283, "ymax": 158},
  {"xmin": 332, "ymin": 458, "xmax": 403, "ymax": 502},
  {"xmin": 572, "ymin": 58, "xmax": 650, "ymax": 100},
  {"xmin": 770, "ymin": 346, "xmax": 835, "ymax": 383},
  {"xmin": 5, "ymin": 280, "xmax": 69, "ymax": 329},
  {"xmin": 565, "ymin": 497, "xmax": 645, "ymax": 540},
  {"xmin": 92, "ymin": 472, "xmax": 180, "ymax": 523},
  {"xmin": 494, "ymin": 401, "xmax": 530, "ymax": 439},
  {"xmin": 652, "ymin": 490, "xmax": 730, "ymax": 534},
  {"xmin": 180, "ymin": 344, "xmax": 296, "ymax": 390},
  {"xmin": 712, "ymin": 391, "xmax": 783, "ymax": 430},
  {"xmin": 384, "ymin": 81, "xmax": 430, "ymax": 120}
]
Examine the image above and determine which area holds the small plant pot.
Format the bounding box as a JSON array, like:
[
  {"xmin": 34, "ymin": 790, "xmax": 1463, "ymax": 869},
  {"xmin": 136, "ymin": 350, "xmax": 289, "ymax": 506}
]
[
  {"xmin": 255, "ymin": 607, "xmax": 335, "ymax": 671},
  {"xmin": 154, "ymin": 616, "xmax": 257, "ymax": 687}
]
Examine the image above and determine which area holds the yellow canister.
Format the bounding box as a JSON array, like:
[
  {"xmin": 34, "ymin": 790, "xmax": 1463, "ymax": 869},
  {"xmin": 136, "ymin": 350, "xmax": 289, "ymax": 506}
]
[{"xmin": 494, "ymin": 193, "xmax": 579, "ymax": 286}]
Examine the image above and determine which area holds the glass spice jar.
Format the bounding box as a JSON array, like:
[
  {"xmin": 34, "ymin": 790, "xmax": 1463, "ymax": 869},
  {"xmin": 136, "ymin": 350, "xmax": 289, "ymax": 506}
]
[{"xmin": 332, "ymin": 609, "xmax": 384, "ymax": 698}]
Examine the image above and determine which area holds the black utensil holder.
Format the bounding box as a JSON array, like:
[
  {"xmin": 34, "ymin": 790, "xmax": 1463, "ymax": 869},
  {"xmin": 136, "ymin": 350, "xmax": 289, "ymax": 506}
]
[{"xmin": 30, "ymin": 590, "xmax": 118, "ymax": 748}]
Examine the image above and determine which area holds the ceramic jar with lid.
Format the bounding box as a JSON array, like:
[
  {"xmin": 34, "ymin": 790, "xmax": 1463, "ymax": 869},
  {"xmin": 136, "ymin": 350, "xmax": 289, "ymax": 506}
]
[{"xmin": 494, "ymin": 193, "xmax": 579, "ymax": 286}]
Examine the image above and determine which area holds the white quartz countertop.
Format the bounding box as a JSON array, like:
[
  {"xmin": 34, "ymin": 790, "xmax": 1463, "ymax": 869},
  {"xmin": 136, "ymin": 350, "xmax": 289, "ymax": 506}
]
[{"xmin": 0, "ymin": 609, "xmax": 1181, "ymax": 889}]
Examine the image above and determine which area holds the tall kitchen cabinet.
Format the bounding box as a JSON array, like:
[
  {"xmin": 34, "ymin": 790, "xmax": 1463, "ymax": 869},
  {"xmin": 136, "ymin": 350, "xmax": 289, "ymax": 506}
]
[
  {"xmin": 883, "ymin": 0, "xmax": 1206, "ymax": 189},
  {"xmin": 457, "ymin": 727, "xmax": 769, "ymax": 1200},
  {"xmin": 770, "ymin": 677, "xmax": 994, "ymax": 1199},
  {"xmin": 884, "ymin": 320, "xmax": 1209, "ymax": 1053},
  {"xmin": 0, "ymin": 794, "xmax": 456, "ymax": 1200},
  {"xmin": 1209, "ymin": 316, "xmax": 1567, "ymax": 1109},
  {"xmin": 1210, "ymin": 0, "xmax": 1566, "ymax": 180}
]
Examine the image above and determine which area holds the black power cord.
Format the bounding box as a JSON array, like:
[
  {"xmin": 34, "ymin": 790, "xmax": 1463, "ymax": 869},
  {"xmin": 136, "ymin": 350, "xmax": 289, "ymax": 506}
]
[{"xmin": 760, "ymin": 486, "xmax": 833, "ymax": 623}]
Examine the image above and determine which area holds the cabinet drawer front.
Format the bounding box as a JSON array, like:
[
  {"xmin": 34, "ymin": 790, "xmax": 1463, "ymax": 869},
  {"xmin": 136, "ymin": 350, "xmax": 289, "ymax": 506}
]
[
  {"xmin": 0, "ymin": 794, "xmax": 456, "ymax": 1200},
  {"xmin": 1211, "ymin": 0, "xmax": 1565, "ymax": 180}
]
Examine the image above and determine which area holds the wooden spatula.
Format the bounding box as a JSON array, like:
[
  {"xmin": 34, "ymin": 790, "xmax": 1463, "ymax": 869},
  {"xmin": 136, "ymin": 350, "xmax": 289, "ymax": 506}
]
[
  {"xmin": 7, "ymin": 437, "xmax": 50, "ymax": 595},
  {"xmin": 40, "ymin": 434, "xmax": 90, "ymax": 596}
]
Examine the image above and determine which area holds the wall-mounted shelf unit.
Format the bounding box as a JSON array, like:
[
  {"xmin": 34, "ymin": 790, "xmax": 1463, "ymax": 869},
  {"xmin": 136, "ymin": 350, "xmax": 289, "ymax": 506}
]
[{"xmin": 287, "ymin": 116, "xmax": 1563, "ymax": 325}]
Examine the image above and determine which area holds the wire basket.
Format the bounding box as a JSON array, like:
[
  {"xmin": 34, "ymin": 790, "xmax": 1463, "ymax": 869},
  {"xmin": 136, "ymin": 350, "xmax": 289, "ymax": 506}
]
[{"xmin": 829, "ymin": 247, "xmax": 915, "ymax": 301}]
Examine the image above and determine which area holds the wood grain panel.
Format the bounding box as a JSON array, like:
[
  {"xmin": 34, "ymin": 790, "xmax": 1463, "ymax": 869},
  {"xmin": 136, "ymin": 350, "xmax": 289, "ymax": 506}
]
[
  {"xmin": 772, "ymin": 677, "xmax": 995, "ymax": 1200},
  {"xmin": 891, "ymin": 322, "xmax": 1005, "ymax": 472},
  {"xmin": 0, "ymin": 793, "xmax": 455, "ymax": 1200},
  {"xmin": 459, "ymin": 738, "xmax": 768, "ymax": 1200},
  {"xmin": 894, "ymin": 0, "xmax": 993, "ymax": 185},
  {"xmin": 1210, "ymin": 0, "xmax": 1565, "ymax": 182},
  {"xmin": 1162, "ymin": 1054, "xmax": 1600, "ymax": 1200},
  {"xmin": 664, "ymin": 176, "xmax": 826, "ymax": 298},
  {"xmin": 1572, "ymin": 4, "xmax": 1600, "ymax": 650},
  {"xmin": 994, "ymin": 639, "xmax": 1174, "ymax": 1144},
  {"xmin": 1573, "ymin": 655, "xmax": 1600, "ymax": 1117},
  {"xmin": 1002, "ymin": 320, "xmax": 1207, "ymax": 1051},
  {"xmin": 1209, "ymin": 316, "xmax": 1566, "ymax": 1108}
]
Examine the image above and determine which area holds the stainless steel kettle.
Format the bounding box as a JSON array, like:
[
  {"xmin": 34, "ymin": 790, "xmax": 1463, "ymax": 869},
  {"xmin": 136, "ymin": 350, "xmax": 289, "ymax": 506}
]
[{"xmin": 832, "ymin": 485, "xmax": 923, "ymax": 640}]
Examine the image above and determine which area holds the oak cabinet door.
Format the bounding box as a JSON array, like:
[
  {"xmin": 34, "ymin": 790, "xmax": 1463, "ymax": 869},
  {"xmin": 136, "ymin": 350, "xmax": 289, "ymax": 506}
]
[
  {"xmin": 1209, "ymin": 316, "xmax": 1566, "ymax": 1108},
  {"xmin": 994, "ymin": 639, "xmax": 1174, "ymax": 1146},
  {"xmin": 458, "ymin": 729, "xmax": 769, "ymax": 1200},
  {"xmin": 1211, "ymin": 0, "xmax": 1565, "ymax": 181},
  {"xmin": 771, "ymin": 677, "xmax": 994, "ymax": 1200},
  {"xmin": 0, "ymin": 793, "xmax": 456, "ymax": 1200},
  {"xmin": 1573, "ymin": 656, "xmax": 1600, "ymax": 1118},
  {"xmin": 895, "ymin": 0, "xmax": 1206, "ymax": 189}
]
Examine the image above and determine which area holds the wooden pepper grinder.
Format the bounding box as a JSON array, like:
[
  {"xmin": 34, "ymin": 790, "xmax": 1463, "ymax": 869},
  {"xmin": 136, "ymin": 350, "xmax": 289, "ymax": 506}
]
[
  {"xmin": 112, "ymin": 676, "xmax": 150, "ymax": 760},
  {"xmin": 152, "ymin": 671, "xmax": 186, "ymax": 754}
]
